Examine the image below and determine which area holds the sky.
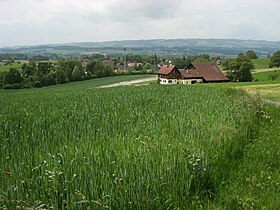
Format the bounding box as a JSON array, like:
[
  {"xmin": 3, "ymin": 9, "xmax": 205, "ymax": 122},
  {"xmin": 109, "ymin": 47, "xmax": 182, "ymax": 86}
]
[{"xmin": 0, "ymin": 0, "xmax": 279, "ymax": 47}]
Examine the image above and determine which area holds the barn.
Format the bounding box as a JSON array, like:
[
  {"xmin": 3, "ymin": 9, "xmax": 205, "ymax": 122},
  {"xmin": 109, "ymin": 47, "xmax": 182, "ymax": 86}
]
[{"xmin": 157, "ymin": 62, "xmax": 229, "ymax": 84}]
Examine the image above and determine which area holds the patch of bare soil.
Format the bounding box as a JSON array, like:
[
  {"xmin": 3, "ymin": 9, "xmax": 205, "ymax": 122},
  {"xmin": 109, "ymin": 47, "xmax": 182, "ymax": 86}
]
[
  {"xmin": 97, "ymin": 77, "xmax": 157, "ymax": 88},
  {"xmin": 263, "ymin": 99, "xmax": 280, "ymax": 107}
]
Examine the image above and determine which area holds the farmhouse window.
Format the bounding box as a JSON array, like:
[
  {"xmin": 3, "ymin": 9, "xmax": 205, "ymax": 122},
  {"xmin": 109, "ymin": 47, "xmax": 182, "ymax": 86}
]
[{"xmin": 171, "ymin": 72, "xmax": 176, "ymax": 79}]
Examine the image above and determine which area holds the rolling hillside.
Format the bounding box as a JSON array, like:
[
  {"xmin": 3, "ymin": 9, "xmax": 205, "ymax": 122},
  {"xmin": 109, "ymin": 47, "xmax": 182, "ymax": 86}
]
[{"xmin": 1, "ymin": 38, "xmax": 280, "ymax": 57}]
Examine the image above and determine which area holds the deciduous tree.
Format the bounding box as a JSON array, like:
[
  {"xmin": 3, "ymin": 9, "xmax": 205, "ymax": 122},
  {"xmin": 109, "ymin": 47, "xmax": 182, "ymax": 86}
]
[
  {"xmin": 269, "ymin": 50, "xmax": 280, "ymax": 68},
  {"xmin": 71, "ymin": 65, "xmax": 85, "ymax": 81},
  {"xmin": 55, "ymin": 69, "xmax": 66, "ymax": 84},
  {"xmin": 246, "ymin": 50, "xmax": 258, "ymax": 59},
  {"xmin": 4, "ymin": 68, "xmax": 23, "ymax": 85},
  {"xmin": 37, "ymin": 62, "xmax": 54, "ymax": 76},
  {"xmin": 86, "ymin": 61, "xmax": 97, "ymax": 78},
  {"xmin": 22, "ymin": 61, "xmax": 36, "ymax": 77},
  {"xmin": 226, "ymin": 54, "xmax": 254, "ymax": 82}
]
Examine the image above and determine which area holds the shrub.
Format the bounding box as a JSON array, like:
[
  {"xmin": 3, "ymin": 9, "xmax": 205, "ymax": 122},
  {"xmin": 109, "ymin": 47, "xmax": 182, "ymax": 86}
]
[
  {"xmin": 42, "ymin": 73, "xmax": 56, "ymax": 86},
  {"xmin": 4, "ymin": 68, "xmax": 23, "ymax": 85},
  {"xmin": 12, "ymin": 83, "xmax": 22, "ymax": 89},
  {"xmin": 3, "ymin": 84, "xmax": 13, "ymax": 89},
  {"xmin": 268, "ymin": 72, "xmax": 279, "ymax": 81},
  {"xmin": 34, "ymin": 81, "xmax": 43, "ymax": 88}
]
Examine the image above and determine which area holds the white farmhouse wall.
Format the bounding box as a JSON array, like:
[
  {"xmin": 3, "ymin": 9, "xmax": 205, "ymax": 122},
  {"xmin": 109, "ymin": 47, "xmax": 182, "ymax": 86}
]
[{"xmin": 159, "ymin": 78, "xmax": 203, "ymax": 85}]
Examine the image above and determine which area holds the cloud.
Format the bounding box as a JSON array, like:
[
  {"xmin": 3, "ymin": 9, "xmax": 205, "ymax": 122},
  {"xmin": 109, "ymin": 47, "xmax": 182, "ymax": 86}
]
[
  {"xmin": 0, "ymin": 0, "xmax": 279, "ymax": 46},
  {"xmin": 103, "ymin": 0, "xmax": 183, "ymax": 22}
]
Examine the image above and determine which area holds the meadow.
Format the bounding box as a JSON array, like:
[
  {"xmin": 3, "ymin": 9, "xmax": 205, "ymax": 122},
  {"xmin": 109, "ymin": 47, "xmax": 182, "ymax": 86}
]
[
  {"xmin": 252, "ymin": 58, "xmax": 270, "ymax": 69},
  {"xmin": 0, "ymin": 61, "xmax": 22, "ymax": 72},
  {"xmin": 253, "ymin": 69, "xmax": 280, "ymax": 82},
  {"xmin": 0, "ymin": 74, "xmax": 154, "ymax": 92},
  {"xmin": 1, "ymin": 63, "xmax": 280, "ymax": 209},
  {"xmin": 208, "ymin": 69, "xmax": 280, "ymax": 101},
  {"xmin": 232, "ymin": 69, "xmax": 280, "ymax": 101},
  {"xmin": 211, "ymin": 104, "xmax": 280, "ymax": 209},
  {"xmin": 0, "ymin": 84, "xmax": 263, "ymax": 209}
]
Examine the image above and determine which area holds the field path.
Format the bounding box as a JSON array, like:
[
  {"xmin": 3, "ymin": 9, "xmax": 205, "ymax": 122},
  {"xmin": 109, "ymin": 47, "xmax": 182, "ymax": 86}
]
[
  {"xmin": 253, "ymin": 68, "xmax": 280, "ymax": 73},
  {"xmin": 263, "ymin": 99, "xmax": 280, "ymax": 107},
  {"xmin": 97, "ymin": 76, "xmax": 157, "ymax": 88}
]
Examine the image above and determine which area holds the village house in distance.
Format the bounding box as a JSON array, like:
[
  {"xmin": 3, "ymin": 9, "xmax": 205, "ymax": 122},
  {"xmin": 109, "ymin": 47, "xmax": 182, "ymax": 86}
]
[{"xmin": 157, "ymin": 62, "xmax": 229, "ymax": 84}]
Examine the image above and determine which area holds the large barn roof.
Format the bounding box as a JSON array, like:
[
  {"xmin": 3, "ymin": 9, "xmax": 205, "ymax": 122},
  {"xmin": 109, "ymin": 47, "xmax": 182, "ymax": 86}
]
[
  {"xmin": 180, "ymin": 69, "xmax": 203, "ymax": 79},
  {"xmin": 157, "ymin": 65, "xmax": 177, "ymax": 75},
  {"xmin": 184, "ymin": 62, "xmax": 229, "ymax": 82},
  {"xmin": 157, "ymin": 62, "xmax": 229, "ymax": 82}
]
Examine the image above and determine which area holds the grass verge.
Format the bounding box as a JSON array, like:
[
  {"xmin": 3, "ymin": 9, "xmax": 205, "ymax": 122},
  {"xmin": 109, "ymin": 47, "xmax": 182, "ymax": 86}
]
[
  {"xmin": 252, "ymin": 58, "xmax": 270, "ymax": 69},
  {"xmin": 211, "ymin": 104, "xmax": 280, "ymax": 209},
  {"xmin": 0, "ymin": 74, "xmax": 154, "ymax": 92}
]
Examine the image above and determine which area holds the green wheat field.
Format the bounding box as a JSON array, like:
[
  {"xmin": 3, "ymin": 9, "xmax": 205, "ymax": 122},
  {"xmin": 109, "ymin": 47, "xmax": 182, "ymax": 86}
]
[{"xmin": 1, "ymin": 84, "xmax": 280, "ymax": 209}]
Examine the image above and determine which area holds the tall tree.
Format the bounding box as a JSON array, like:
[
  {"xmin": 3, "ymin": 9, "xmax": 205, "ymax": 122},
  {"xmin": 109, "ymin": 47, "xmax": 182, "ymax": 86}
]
[
  {"xmin": 131, "ymin": 54, "xmax": 144, "ymax": 63},
  {"xmin": 194, "ymin": 54, "xmax": 210, "ymax": 62},
  {"xmin": 173, "ymin": 57, "xmax": 187, "ymax": 69},
  {"xmin": 37, "ymin": 62, "xmax": 54, "ymax": 76},
  {"xmin": 269, "ymin": 50, "xmax": 280, "ymax": 68},
  {"xmin": 4, "ymin": 68, "xmax": 23, "ymax": 84},
  {"xmin": 92, "ymin": 62, "xmax": 105, "ymax": 78},
  {"xmin": 71, "ymin": 65, "xmax": 85, "ymax": 81},
  {"xmin": 0, "ymin": 71, "xmax": 6, "ymax": 87},
  {"xmin": 103, "ymin": 65, "xmax": 114, "ymax": 77},
  {"xmin": 221, "ymin": 58, "xmax": 235, "ymax": 70},
  {"xmin": 246, "ymin": 50, "xmax": 258, "ymax": 59},
  {"xmin": 86, "ymin": 61, "xmax": 97, "ymax": 78},
  {"xmin": 56, "ymin": 69, "xmax": 67, "ymax": 84},
  {"xmin": 42, "ymin": 73, "xmax": 56, "ymax": 86},
  {"xmin": 226, "ymin": 54, "xmax": 254, "ymax": 82},
  {"xmin": 22, "ymin": 61, "xmax": 36, "ymax": 77}
]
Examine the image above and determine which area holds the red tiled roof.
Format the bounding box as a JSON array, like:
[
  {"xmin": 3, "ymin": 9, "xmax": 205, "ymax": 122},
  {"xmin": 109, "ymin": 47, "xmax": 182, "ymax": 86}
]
[
  {"xmin": 102, "ymin": 60, "xmax": 115, "ymax": 66},
  {"xmin": 184, "ymin": 62, "xmax": 229, "ymax": 82},
  {"xmin": 180, "ymin": 69, "xmax": 203, "ymax": 79},
  {"xmin": 157, "ymin": 65, "xmax": 177, "ymax": 75}
]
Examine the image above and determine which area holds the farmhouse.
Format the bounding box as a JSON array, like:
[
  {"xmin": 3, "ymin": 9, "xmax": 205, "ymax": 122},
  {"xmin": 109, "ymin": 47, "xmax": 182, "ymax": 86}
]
[
  {"xmin": 80, "ymin": 59, "xmax": 89, "ymax": 67},
  {"xmin": 102, "ymin": 60, "xmax": 116, "ymax": 68},
  {"xmin": 157, "ymin": 62, "xmax": 229, "ymax": 84},
  {"xmin": 127, "ymin": 62, "xmax": 142, "ymax": 70}
]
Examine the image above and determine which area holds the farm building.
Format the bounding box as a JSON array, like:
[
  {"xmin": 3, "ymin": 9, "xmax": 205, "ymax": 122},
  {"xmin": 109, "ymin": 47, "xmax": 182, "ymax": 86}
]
[
  {"xmin": 80, "ymin": 59, "xmax": 89, "ymax": 67},
  {"xmin": 102, "ymin": 60, "xmax": 116, "ymax": 68},
  {"xmin": 157, "ymin": 62, "xmax": 229, "ymax": 84},
  {"xmin": 127, "ymin": 62, "xmax": 142, "ymax": 70}
]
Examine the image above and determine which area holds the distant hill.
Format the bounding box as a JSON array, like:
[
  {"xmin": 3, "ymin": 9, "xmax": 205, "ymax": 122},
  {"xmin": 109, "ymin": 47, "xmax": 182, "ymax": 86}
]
[{"xmin": 1, "ymin": 38, "xmax": 280, "ymax": 57}]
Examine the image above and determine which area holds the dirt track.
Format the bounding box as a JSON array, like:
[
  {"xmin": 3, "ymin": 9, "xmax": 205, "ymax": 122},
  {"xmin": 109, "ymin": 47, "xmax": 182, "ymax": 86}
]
[
  {"xmin": 263, "ymin": 99, "xmax": 280, "ymax": 107},
  {"xmin": 97, "ymin": 76, "xmax": 157, "ymax": 88}
]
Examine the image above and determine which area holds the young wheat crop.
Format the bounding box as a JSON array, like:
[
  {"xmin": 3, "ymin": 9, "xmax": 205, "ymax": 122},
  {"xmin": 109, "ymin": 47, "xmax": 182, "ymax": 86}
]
[{"xmin": 0, "ymin": 85, "xmax": 259, "ymax": 209}]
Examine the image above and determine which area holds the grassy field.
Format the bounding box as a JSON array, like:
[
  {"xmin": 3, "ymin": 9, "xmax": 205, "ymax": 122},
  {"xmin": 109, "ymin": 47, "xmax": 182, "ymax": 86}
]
[
  {"xmin": 252, "ymin": 69, "xmax": 280, "ymax": 81},
  {"xmin": 0, "ymin": 75, "xmax": 154, "ymax": 92},
  {"xmin": 211, "ymin": 104, "xmax": 280, "ymax": 209},
  {"xmin": 231, "ymin": 70, "xmax": 280, "ymax": 101},
  {"xmin": 252, "ymin": 58, "xmax": 270, "ymax": 69},
  {"xmin": 238, "ymin": 84, "xmax": 280, "ymax": 101},
  {"xmin": 0, "ymin": 61, "xmax": 22, "ymax": 72},
  {"xmin": 0, "ymin": 84, "xmax": 262, "ymax": 209},
  {"xmin": 207, "ymin": 69, "xmax": 280, "ymax": 101},
  {"xmin": 43, "ymin": 75, "xmax": 154, "ymax": 90},
  {"xmin": 2, "ymin": 72, "xmax": 280, "ymax": 209},
  {"xmin": 213, "ymin": 71, "xmax": 280, "ymax": 210}
]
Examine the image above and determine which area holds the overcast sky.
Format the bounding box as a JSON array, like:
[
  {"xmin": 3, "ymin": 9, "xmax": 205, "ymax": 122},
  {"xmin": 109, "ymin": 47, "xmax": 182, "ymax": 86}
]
[{"xmin": 0, "ymin": 0, "xmax": 279, "ymax": 47}]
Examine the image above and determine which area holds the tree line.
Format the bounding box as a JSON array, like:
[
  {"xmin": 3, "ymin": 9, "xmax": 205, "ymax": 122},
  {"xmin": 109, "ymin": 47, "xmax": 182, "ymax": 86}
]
[
  {"xmin": 0, "ymin": 60, "xmax": 108, "ymax": 89},
  {"xmin": 0, "ymin": 53, "xmax": 59, "ymax": 61},
  {"xmin": 0, "ymin": 59, "xmax": 156, "ymax": 89},
  {"xmin": 222, "ymin": 50, "xmax": 280, "ymax": 82},
  {"xmin": 1, "ymin": 49, "xmax": 280, "ymax": 89}
]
